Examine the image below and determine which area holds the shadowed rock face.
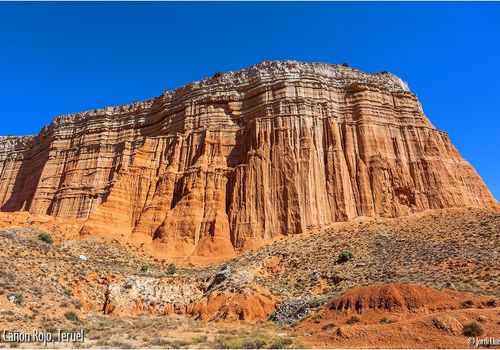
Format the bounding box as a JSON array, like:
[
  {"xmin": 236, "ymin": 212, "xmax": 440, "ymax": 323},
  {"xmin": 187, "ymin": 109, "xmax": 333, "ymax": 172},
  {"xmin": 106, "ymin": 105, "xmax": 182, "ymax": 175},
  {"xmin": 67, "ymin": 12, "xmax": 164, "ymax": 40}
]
[{"xmin": 0, "ymin": 61, "xmax": 497, "ymax": 260}]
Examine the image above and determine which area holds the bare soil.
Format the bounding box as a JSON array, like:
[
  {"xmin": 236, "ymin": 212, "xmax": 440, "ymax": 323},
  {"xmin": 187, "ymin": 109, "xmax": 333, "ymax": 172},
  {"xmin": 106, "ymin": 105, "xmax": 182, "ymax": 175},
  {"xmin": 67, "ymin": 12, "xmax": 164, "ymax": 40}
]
[{"xmin": 0, "ymin": 207, "xmax": 498, "ymax": 348}]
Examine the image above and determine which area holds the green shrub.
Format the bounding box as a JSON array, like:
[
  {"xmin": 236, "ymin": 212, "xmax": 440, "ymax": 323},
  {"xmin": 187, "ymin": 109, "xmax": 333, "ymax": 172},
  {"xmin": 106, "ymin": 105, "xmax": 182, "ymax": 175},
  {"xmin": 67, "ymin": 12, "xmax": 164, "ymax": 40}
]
[
  {"xmin": 341, "ymin": 63, "xmax": 349, "ymax": 67},
  {"xmin": 64, "ymin": 288, "xmax": 73, "ymax": 297},
  {"xmin": 268, "ymin": 311, "xmax": 277, "ymax": 322},
  {"xmin": 269, "ymin": 340, "xmax": 284, "ymax": 349},
  {"xmin": 140, "ymin": 263, "xmax": 150, "ymax": 272},
  {"xmin": 337, "ymin": 249, "xmax": 354, "ymax": 263},
  {"xmin": 37, "ymin": 232, "xmax": 53, "ymax": 244},
  {"xmin": 213, "ymin": 71, "xmax": 223, "ymax": 78},
  {"xmin": 307, "ymin": 297, "xmax": 322, "ymax": 308},
  {"xmin": 254, "ymin": 337, "xmax": 267, "ymax": 349},
  {"xmin": 462, "ymin": 321, "xmax": 484, "ymax": 336},
  {"xmin": 64, "ymin": 311, "xmax": 79, "ymax": 323},
  {"xmin": 13, "ymin": 293, "xmax": 23, "ymax": 305},
  {"xmin": 191, "ymin": 335, "xmax": 208, "ymax": 345},
  {"xmin": 165, "ymin": 263, "xmax": 177, "ymax": 275},
  {"xmin": 346, "ymin": 315, "xmax": 360, "ymax": 324},
  {"xmin": 212, "ymin": 337, "xmax": 241, "ymax": 349},
  {"xmin": 268, "ymin": 338, "xmax": 293, "ymax": 349}
]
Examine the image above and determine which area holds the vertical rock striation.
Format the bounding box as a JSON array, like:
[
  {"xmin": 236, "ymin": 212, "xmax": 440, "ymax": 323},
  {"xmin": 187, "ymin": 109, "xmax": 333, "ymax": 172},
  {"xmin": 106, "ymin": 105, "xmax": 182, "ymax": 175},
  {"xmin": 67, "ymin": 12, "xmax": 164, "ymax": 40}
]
[{"xmin": 0, "ymin": 61, "xmax": 497, "ymax": 260}]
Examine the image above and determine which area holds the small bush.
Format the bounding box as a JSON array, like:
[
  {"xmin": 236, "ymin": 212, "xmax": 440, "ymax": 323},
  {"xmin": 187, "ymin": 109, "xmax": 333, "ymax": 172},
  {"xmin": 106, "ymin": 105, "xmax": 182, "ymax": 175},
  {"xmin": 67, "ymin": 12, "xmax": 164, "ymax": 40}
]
[
  {"xmin": 110, "ymin": 340, "xmax": 135, "ymax": 349},
  {"xmin": 64, "ymin": 311, "xmax": 79, "ymax": 323},
  {"xmin": 269, "ymin": 340, "xmax": 284, "ymax": 349},
  {"xmin": 37, "ymin": 232, "xmax": 53, "ymax": 244},
  {"xmin": 311, "ymin": 314, "xmax": 322, "ymax": 323},
  {"xmin": 321, "ymin": 323, "xmax": 337, "ymax": 331},
  {"xmin": 346, "ymin": 315, "xmax": 360, "ymax": 324},
  {"xmin": 64, "ymin": 288, "xmax": 73, "ymax": 297},
  {"xmin": 254, "ymin": 337, "xmax": 267, "ymax": 349},
  {"xmin": 73, "ymin": 299, "xmax": 82, "ymax": 309},
  {"xmin": 191, "ymin": 335, "xmax": 208, "ymax": 345},
  {"xmin": 485, "ymin": 299, "xmax": 496, "ymax": 307},
  {"xmin": 213, "ymin": 71, "xmax": 223, "ymax": 78},
  {"xmin": 461, "ymin": 299, "xmax": 473, "ymax": 309},
  {"xmin": 307, "ymin": 297, "xmax": 322, "ymax": 308},
  {"xmin": 341, "ymin": 62, "xmax": 349, "ymax": 67},
  {"xmin": 241, "ymin": 340, "xmax": 258, "ymax": 349},
  {"xmin": 337, "ymin": 249, "xmax": 354, "ymax": 263},
  {"xmin": 140, "ymin": 263, "xmax": 150, "ymax": 272},
  {"xmin": 462, "ymin": 321, "xmax": 484, "ymax": 336},
  {"xmin": 212, "ymin": 338, "xmax": 241, "ymax": 349},
  {"xmin": 268, "ymin": 311, "xmax": 277, "ymax": 322},
  {"xmin": 380, "ymin": 317, "xmax": 396, "ymax": 324},
  {"xmin": 165, "ymin": 263, "xmax": 177, "ymax": 275},
  {"xmin": 13, "ymin": 293, "xmax": 23, "ymax": 305}
]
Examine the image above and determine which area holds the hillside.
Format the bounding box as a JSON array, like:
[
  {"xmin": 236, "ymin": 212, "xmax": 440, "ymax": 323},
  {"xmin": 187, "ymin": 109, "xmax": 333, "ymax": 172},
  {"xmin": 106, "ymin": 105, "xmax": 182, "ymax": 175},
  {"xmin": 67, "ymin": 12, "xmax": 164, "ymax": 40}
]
[{"xmin": 0, "ymin": 207, "xmax": 498, "ymax": 348}]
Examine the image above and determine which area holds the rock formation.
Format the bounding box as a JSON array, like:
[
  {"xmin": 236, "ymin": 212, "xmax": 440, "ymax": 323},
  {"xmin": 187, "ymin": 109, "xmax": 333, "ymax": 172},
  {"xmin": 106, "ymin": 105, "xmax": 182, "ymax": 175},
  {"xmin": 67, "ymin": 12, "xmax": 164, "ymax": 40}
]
[
  {"xmin": 0, "ymin": 61, "xmax": 497, "ymax": 260},
  {"xmin": 101, "ymin": 269, "xmax": 277, "ymax": 322}
]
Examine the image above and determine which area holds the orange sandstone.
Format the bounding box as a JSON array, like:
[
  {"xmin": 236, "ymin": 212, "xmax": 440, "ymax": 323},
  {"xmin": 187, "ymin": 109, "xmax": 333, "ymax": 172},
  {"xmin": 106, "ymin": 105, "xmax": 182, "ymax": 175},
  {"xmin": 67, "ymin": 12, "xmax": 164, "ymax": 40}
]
[{"xmin": 0, "ymin": 61, "xmax": 497, "ymax": 262}]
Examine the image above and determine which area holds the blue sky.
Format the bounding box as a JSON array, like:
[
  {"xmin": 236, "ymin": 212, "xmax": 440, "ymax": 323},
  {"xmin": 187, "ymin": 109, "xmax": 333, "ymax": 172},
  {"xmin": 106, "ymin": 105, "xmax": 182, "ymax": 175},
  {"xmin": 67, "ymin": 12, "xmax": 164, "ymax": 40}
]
[{"xmin": 0, "ymin": 2, "xmax": 499, "ymax": 199}]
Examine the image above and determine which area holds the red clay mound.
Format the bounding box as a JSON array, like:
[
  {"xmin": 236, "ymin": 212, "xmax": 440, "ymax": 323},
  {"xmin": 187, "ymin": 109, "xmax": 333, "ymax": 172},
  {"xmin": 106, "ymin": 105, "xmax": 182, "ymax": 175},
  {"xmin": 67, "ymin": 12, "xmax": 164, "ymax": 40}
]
[
  {"xmin": 186, "ymin": 286, "xmax": 278, "ymax": 322},
  {"xmin": 330, "ymin": 283, "xmax": 488, "ymax": 314},
  {"xmin": 296, "ymin": 284, "xmax": 499, "ymax": 348}
]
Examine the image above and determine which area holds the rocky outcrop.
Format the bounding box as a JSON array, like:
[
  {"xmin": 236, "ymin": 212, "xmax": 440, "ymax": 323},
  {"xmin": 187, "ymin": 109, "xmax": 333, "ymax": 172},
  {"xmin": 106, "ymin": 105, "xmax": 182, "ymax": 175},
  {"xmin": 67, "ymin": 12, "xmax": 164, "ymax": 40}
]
[
  {"xmin": 0, "ymin": 61, "xmax": 497, "ymax": 260},
  {"xmin": 101, "ymin": 268, "xmax": 278, "ymax": 322}
]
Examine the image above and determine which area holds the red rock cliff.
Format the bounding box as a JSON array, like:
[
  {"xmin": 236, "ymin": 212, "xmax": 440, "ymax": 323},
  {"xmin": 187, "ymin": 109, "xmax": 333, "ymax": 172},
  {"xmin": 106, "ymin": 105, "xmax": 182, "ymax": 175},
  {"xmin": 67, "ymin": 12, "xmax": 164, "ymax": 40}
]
[{"xmin": 0, "ymin": 61, "xmax": 497, "ymax": 259}]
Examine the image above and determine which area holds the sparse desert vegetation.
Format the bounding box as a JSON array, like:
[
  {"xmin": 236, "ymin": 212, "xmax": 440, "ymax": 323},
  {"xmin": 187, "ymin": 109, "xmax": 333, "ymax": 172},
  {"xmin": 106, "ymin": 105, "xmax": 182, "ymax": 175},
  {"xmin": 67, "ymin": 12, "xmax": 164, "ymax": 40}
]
[
  {"xmin": 0, "ymin": 207, "xmax": 498, "ymax": 348},
  {"xmin": 462, "ymin": 321, "xmax": 484, "ymax": 337},
  {"xmin": 37, "ymin": 232, "xmax": 53, "ymax": 245}
]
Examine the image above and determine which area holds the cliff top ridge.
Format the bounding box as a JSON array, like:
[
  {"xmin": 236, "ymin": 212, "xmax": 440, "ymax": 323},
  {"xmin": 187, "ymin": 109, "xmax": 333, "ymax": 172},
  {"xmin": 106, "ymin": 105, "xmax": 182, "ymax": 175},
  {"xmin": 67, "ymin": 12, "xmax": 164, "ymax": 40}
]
[
  {"xmin": 53, "ymin": 60, "xmax": 411, "ymax": 123},
  {"xmin": 1, "ymin": 60, "xmax": 410, "ymax": 144}
]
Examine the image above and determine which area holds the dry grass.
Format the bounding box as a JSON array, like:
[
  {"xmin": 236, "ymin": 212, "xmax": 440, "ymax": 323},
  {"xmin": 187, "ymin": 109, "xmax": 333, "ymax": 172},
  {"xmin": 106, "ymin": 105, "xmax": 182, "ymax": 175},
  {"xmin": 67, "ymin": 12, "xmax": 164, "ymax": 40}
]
[{"xmin": 0, "ymin": 207, "xmax": 498, "ymax": 348}]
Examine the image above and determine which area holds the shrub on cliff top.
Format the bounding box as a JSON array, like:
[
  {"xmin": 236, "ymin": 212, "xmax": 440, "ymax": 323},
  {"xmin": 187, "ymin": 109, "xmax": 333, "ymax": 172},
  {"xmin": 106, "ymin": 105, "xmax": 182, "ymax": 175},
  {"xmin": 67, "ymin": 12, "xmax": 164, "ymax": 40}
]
[
  {"xmin": 213, "ymin": 71, "xmax": 223, "ymax": 78},
  {"xmin": 37, "ymin": 232, "xmax": 53, "ymax": 244},
  {"xmin": 140, "ymin": 263, "xmax": 150, "ymax": 272}
]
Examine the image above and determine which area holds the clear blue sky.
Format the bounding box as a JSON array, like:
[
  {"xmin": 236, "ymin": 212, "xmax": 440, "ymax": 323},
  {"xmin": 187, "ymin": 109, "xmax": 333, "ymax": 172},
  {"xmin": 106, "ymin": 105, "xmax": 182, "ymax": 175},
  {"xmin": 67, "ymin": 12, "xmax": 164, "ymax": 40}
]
[{"xmin": 0, "ymin": 2, "xmax": 499, "ymax": 200}]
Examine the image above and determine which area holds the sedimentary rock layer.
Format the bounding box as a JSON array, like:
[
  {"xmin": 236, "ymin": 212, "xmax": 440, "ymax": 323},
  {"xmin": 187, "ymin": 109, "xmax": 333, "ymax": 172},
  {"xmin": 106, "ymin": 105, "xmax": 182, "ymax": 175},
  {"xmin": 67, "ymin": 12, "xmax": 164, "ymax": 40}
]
[{"xmin": 0, "ymin": 61, "xmax": 497, "ymax": 259}]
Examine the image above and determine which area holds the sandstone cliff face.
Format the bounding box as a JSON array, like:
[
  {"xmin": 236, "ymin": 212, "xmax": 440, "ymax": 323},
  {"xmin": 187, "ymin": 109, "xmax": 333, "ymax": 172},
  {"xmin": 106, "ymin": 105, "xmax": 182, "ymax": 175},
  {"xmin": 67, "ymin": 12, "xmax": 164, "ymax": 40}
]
[{"xmin": 0, "ymin": 61, "xmax": 497, "ymax": 260}]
